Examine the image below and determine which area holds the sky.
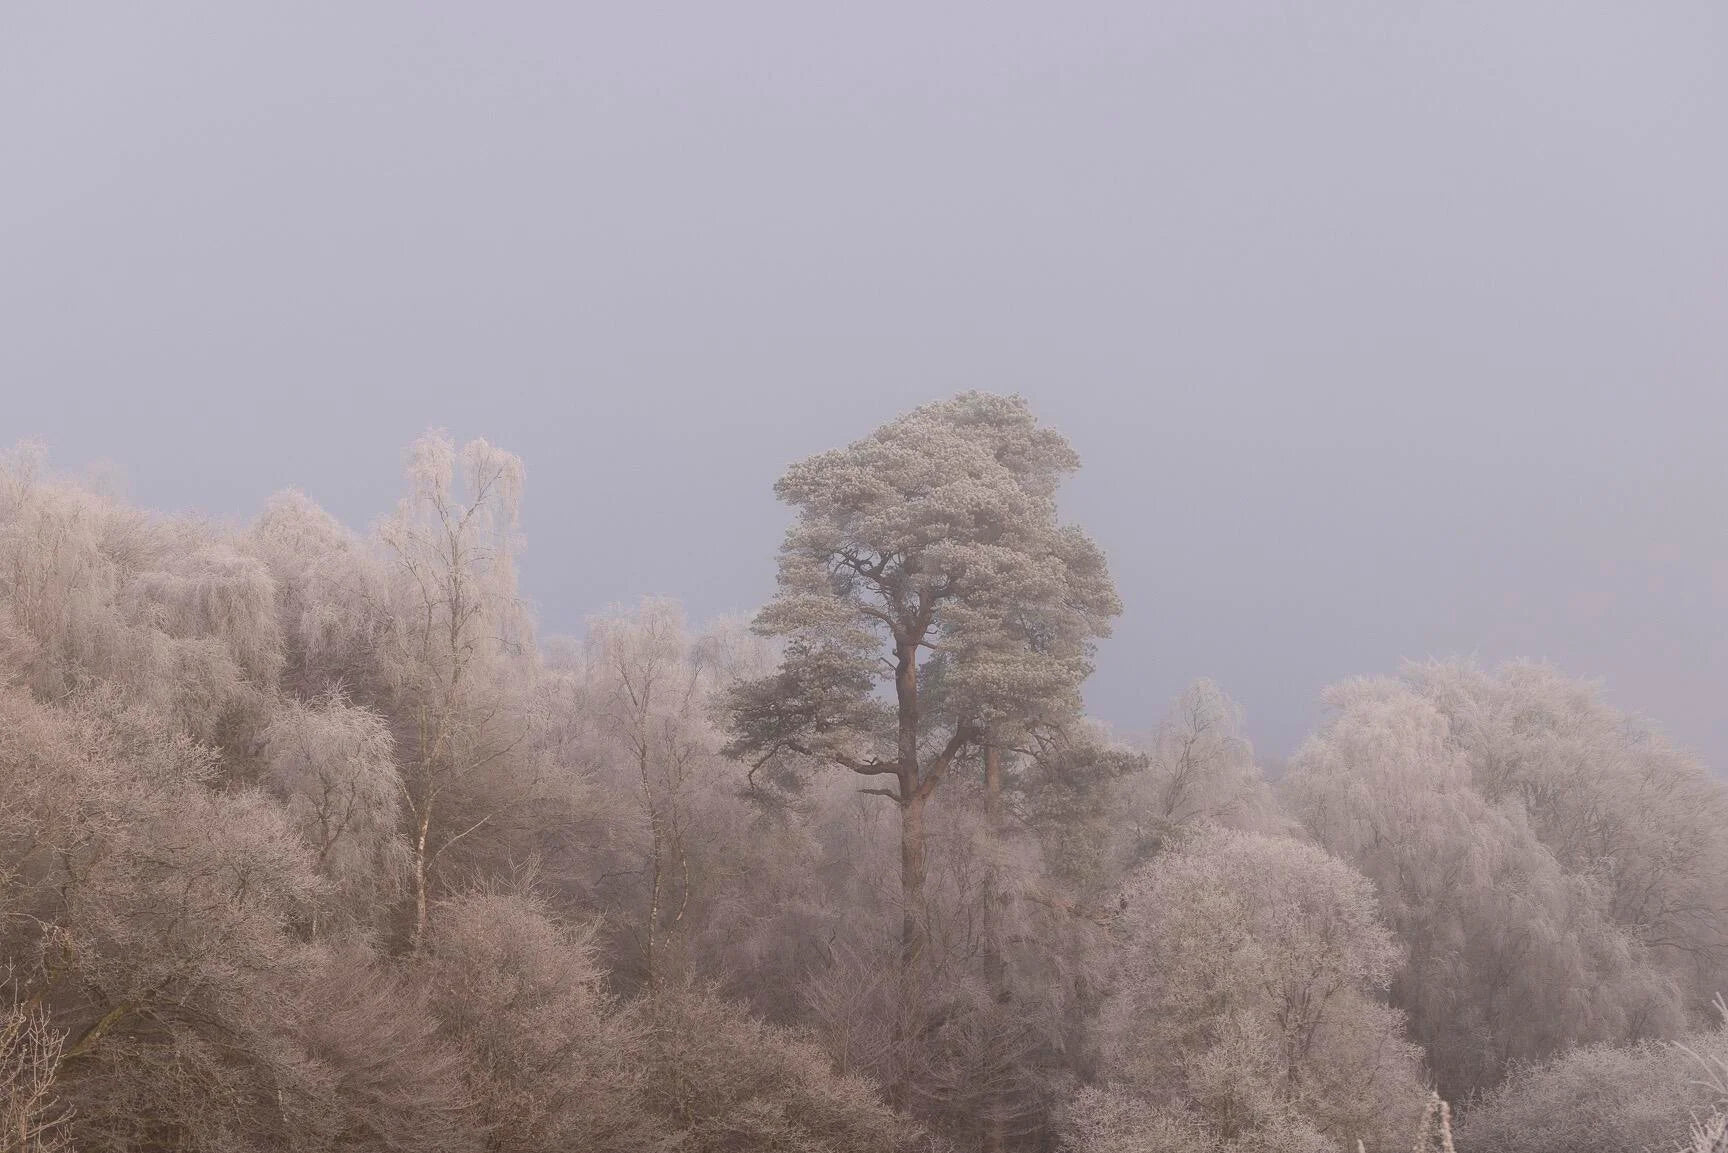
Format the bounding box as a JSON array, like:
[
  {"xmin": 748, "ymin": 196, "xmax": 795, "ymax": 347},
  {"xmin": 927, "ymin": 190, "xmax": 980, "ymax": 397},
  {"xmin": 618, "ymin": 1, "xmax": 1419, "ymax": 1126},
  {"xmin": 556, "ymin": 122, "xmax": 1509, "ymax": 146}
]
[{"xmin": 3, "ymin": 2, "xmax": 1724, "ymax": 769}]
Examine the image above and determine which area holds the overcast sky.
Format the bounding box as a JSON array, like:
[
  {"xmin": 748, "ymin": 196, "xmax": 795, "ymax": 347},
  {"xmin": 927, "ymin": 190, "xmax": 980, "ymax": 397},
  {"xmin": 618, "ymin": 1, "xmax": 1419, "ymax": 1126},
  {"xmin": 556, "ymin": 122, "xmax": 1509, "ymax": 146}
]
[{"xmin": 4, "ymin": 3, "xmax": 1724, "ymax": 769}]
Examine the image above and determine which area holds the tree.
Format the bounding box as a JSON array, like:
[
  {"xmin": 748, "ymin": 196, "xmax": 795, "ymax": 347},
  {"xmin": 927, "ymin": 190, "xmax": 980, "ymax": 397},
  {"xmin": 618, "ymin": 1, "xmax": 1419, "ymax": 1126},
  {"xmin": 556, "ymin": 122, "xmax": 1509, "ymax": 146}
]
[
  {"xmin": 1455, "ymin": 1008, "xmax": 1728, "ymax": 1153},
  {"xmin": 1058, "ymin": 1086, "xmax": 1211, "ymax": 1153},
  {"xmin": 0, "ymin": 684, "xmax": 323, "ymax": 1153},
  {"xmin": 374, "ymin": 432, "xmax": 532, "ymax": 949},
  {"xmin": 1283, "ymin": 674, "xmax": 1686, "ymax": 1096},
  {"xmin": 1404, "ymin": 660, "xmax": 1728, "ymax": 1010},
  {"xmin": 636, "ymin": 986, "xmax": 938, "ymax": 1153},
  {"xmin": 249, "ymin": 488, "xmax": 391, "ymax": 700},
  {"xmin": 261, "ymin": 691, "xmax": 406, "ymax": 930},
  {"xmin": 417, "ymin": 891, "xmax": 655, "ymax": 1153},
  {"xmin": 1124, "ymin": 680, "xmax": 1270, "ymax": 853},
  {"xmin": 583, "ymin": 599, "xmax": 713, "ymax": 993},
  {"xmin": 726, "ymin": 393, "xmax": 1120, "ymax": 971},
  {"xmin": 0, "ymin": 444, "xmax": 283, "ymax": 757},
  {"xmin": 281, "ymin": 945, "xmax": 482, "ymax": 1153},
  {"xmin": 0, "ymin": 1000, "xmax": 69, "ymax": 1153},
  {"xmin": 1096, "ymin": 827, "xmax": 1424, "ymax": 1151}
]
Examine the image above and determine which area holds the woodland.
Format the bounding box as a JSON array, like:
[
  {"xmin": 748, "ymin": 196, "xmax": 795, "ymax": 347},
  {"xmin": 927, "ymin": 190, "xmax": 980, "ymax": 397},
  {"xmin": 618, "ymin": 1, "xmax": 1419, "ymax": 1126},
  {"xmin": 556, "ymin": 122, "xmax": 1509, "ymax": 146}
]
[{"xmin": 2, "ymin": 392, "xmax": 1725, "ymax": 1153}]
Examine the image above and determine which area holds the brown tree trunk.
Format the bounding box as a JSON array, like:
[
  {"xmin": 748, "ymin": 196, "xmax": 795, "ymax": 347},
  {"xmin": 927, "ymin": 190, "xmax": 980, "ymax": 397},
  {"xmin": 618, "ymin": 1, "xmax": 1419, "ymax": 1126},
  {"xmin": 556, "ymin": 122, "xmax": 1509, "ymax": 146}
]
[
  {"xmin": 892, "ymin": 789, "xmax": 930, "ymax": 1113},
  {"xmin": 899, "ymin": 791, "xmax": 928, "ymax": 969},
  {"xmin": 981, "ymin": 744, "xmax": 1008, "ymax": 987},
  {"xmin": 984, "ymin": 743, "xmax": 1003, "ymax": 827},
  {"xmin": 888, "ymin": 634, "xmax": 931, "ymax": 1111},
  {"xmin": 894, "ymin": 638, "xmax": 926, "ymax": 969},
  {"xmin": 981, "ymin": 743, "xmax": 1008, "ymax": 1153}
]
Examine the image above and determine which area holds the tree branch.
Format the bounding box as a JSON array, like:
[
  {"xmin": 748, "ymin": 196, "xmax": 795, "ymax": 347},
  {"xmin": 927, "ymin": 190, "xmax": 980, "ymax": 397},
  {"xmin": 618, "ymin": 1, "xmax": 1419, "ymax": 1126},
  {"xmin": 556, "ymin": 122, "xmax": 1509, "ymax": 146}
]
[
  {"xmin": 916, "ymin": 726, "xmax": 976, "ymax": 801},
  {"xmin": 835, "ymin": 754, "xmax": 901, "ymax": 776},
  {"xmin": 58, "ymin": 1001, "xmax": 135, "ymax": 1065}
]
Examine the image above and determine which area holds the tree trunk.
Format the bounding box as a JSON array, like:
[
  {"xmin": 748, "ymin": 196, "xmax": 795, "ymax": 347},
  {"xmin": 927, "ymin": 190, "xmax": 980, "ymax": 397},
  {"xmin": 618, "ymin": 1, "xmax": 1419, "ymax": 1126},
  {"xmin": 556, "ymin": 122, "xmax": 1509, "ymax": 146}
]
[
  {"xmin": 411, "ymin": 808, "xmax": 431, "ymax": 950},
  {"xmin": 984, "ymin": 743, "xmax": 1003, "ymax": 827},
  {"xmin": 641, "ymin": 737, "xmax": 661, "ymax": 995},
  {"xmin": 892, "ymin": 790, "xmax": 930, "ymax": 1113},
  {"xmin": 894, "ymin": 638, "xmax": 926, "ymax": 969},
  {"xmin": 899, "ymin": 792, "xmax": 928, "ymax": 968},
  {"xmin": 644, "ymin": 814, "xmax": 663, "ymax": 994},
  {"xmin": 981, "ymin": 744, "xmax": 1008, "ymax": 987},
  {"xmin": 981, "ymin": 743, "xmax": 1007, "ymax": 1153}
]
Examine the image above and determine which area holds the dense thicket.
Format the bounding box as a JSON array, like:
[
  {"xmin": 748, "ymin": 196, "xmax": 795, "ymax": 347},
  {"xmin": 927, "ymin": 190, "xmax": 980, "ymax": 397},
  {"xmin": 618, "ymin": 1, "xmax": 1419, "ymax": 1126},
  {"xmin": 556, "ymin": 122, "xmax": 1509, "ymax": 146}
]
[
  {"xmin": 1, "ymin": 399, "xmax": 1724, "ymax": 1153},
  {"xmin": 1284, "ymin": 667, "xmax": 1728, "ymax": 1100}
]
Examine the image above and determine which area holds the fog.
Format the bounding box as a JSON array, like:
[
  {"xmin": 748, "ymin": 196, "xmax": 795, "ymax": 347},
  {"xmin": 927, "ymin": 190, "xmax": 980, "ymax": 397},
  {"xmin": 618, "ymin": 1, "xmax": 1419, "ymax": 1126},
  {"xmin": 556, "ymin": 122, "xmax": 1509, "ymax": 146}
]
[
  {"xmin": 4, "ymin": 3, "xmax": 1722, "ymax": 769},
  {"xmin": 3, "ymin": 10, "xmax": 1727, "ymax": 1151}
]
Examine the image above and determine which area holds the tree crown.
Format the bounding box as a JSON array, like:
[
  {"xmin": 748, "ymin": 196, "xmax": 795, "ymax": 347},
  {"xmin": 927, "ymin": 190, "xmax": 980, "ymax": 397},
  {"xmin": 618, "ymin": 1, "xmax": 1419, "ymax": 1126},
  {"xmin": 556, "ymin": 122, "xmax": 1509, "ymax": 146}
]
[{"xmin": 731, "ymin": 392, "xmax": 1120, "ymax": 775}]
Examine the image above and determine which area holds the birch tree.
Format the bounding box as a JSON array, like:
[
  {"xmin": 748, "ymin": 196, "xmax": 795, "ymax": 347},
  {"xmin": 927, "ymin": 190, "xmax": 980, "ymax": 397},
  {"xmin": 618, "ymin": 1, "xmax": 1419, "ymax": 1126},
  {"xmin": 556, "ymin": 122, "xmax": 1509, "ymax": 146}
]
[
  {"xmin": 584, "ymin": 599, "xmax": 714, "ymax": 992},
  {"xmin": 1405, "ymin": 660, "xmax": 1728, "ymax": 1008},
  {"xmin": 1284, "ymin": 675, "xmax": 1686, "ymax": 1095},
  {"xmin": 375, "ymin": 432, "xmax": 530, "ymax": 949}
]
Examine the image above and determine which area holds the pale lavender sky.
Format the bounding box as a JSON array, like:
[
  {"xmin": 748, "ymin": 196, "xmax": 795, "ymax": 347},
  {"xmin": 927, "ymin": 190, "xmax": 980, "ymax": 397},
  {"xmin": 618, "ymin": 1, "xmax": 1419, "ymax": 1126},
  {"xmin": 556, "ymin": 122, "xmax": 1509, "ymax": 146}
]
[{"xmin": 3, "ymin": 3, "xmax": 1724, "ymax": 769}]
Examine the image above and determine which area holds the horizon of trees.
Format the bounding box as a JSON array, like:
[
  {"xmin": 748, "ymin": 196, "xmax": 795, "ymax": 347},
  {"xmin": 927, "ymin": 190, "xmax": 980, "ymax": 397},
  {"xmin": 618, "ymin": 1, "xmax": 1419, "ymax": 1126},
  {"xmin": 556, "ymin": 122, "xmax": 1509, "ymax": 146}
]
[{"xmin": 1, "ymin": 394, "xmax": 1725, "ymax": 1153}]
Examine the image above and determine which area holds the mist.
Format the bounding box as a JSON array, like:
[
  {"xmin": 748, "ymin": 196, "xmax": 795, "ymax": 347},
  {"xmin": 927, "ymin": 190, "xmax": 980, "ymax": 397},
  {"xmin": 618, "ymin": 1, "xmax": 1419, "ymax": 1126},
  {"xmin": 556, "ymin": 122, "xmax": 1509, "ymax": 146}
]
[
  {"xmin": 3, "ymin": 5, "xmax": 1726, "ymax": 1152},
  {"xmin": 5, "ymin": 2, "xmax": 1723, "ymax": 769}
]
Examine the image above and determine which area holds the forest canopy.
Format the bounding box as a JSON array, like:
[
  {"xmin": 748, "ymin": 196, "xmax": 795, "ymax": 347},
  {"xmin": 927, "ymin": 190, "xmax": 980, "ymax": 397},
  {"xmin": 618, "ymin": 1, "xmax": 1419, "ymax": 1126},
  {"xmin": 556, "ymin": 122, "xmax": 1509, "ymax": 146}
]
[{"xmin": 1, "ymin": 398, "xmax": 1724, "ymax": 1153}]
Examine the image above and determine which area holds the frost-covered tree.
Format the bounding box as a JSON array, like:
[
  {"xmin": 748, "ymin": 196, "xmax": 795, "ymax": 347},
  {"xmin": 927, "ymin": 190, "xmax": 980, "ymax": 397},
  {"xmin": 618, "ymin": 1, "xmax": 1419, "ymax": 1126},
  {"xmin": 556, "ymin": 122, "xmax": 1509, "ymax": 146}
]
[
  {"xmin": 725, "ymin": 392, "xmax": 1120, "ymax": 968},
  {"xmin": 1137, "ymin": 682, "xmax": 1265, "ymax": 828},
  {"xmin": 262, "ymin": 692, "xmax": 405, "ymax": 927},
  {"xmin": 0, "ymin": 444, "xmax": 282, "ymax": 754},
  {"xmin": 0, "ymin": 1000, "xmax": 69, "ymax": 1153},
  {"xmin": 418, "ymin": 891, "xmax": 655, "ymax": 1153},
  {"xmin": 0, "ymin": 684, "xmax": 323, "ymax": 1153},
  {"xmin": 1284, "ymin": 674, "xmax": 1686, "ymax": 1096},
  {"xmin": 582, "ymin": 599, "xmax": 716, "ymax": 992},
  {"xmin": 281, "ymin": 945, "xmax": 481, "ymax": 1153},
  {"xmin": 1115, "ymin": 680, "xmax": 1273, "ymax": 870},
  {"xmin": 1059, "ymin": 1086, "xmax": 1215, "ymax": 1153},
  {"xmin": 249, "ymin": 488, "xmax": 390, "ymax": 698},
  {"xmin": 1455, "ymin": 1002, "xmax": 1728, "ymax": 1153},
  {"xmin": 522, "ymin": 601, "xmax": 791, "ymax": 1000},
  {"xmin": 636, "ymin": 986, "xmax": 938, "ymax": 1153},
  {"xmin": 1405, "ymin": 661, "xmax": 1728, "ymax": 1009},
  {"xmin": 1094, "ymin": 826, "xmax": 1424, "ymax": 1151},
  {"xmin": 374, "ymin": 432, "xmax": 534, "ymax": 948}
]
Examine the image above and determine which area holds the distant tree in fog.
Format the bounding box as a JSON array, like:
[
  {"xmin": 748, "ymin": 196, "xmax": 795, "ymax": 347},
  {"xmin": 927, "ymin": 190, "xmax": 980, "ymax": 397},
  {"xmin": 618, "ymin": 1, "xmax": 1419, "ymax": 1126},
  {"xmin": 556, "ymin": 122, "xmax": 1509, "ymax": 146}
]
[
  {"xmin": 725, "ymin": 392, "xmax": 1121, "ymax": 969},
  {"xmin": 1406, "ymin": 661, "xmax": 1728, "ymax": 1007},
  {"xmin": 581, "ymin": 598, "xmax": 736, "ymax": 992},
  {"xmin": 261, "ymin": 691, "xmax": 406, "ymax": 926},
  {"xmin": 1086, "ymin": 826, "xmax": 1423, "ymax": 1151},
  {"xmin": 1117, "ymin": 679, "xmax": 1274, "ymax": 865},
  {"xmin": 1284, "ymin": 671, "xmax": 1698, "ymax": 1096},
  {"xmin": 374, "ymin": 432, "xmax": 534, "ymax": 948}
]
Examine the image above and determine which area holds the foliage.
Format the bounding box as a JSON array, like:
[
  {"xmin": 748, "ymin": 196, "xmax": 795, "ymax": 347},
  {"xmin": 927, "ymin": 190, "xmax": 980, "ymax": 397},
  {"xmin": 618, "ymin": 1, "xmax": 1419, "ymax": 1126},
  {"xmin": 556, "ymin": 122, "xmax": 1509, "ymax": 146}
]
[
  {"xmin": 1455, "ymin": 1007, "xmax": 1728, "ymax": 1153},
  {"xmin": 1284, "ymin": 671, "xmax": 1697, "ymax": 1096},
  {"xmin": 1094, "ymin": 827, "xmax": 1425, "ymax": 1151},
  {"xmin": 2, "ymin": 407, "xmax": 1723, "ymax": 1153}
]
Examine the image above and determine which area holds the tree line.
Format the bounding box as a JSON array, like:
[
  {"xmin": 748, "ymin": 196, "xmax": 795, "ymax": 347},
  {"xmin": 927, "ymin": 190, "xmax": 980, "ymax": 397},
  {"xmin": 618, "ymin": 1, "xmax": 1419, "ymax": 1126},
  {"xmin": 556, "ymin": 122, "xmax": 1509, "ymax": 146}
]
[{"xmin": 1, "ymin": 393, "xmax": 1725, "ymax": 1152}]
